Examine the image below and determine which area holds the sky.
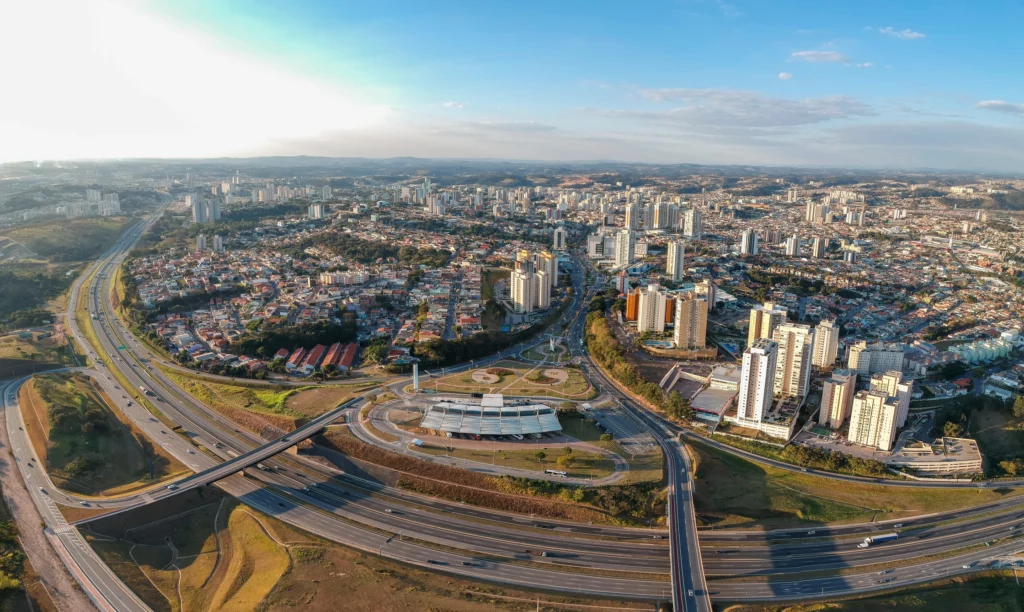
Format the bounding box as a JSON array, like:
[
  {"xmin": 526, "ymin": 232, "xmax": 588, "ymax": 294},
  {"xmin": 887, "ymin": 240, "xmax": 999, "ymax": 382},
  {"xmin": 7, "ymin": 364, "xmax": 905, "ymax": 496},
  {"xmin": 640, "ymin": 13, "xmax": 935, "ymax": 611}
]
[{"xmin": 2, "ymin": 0, "xmax": 1023, "ymax": 171}]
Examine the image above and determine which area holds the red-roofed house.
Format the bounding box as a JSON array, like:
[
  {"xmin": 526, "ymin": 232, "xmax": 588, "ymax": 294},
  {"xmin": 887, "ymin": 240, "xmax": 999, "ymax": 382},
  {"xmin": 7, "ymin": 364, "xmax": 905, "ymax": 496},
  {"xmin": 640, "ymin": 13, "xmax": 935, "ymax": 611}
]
[
  {"xmin": 274, "ymin": 348, "xmax": 290, "ymax": 360},
  {"xmin": 337, "ymin": 343, "xmax": 359, "ymax": 371},
  {"xmin": 302, "ymin": 344, "xmax": 327, "ymax": 374},
  {"xmin": 322, "ymin": 342, "xmax": 343, "ymax": 368},
  {"xmin": 285, "ymin": 348, "xmax": 306, "ymax": 371}
]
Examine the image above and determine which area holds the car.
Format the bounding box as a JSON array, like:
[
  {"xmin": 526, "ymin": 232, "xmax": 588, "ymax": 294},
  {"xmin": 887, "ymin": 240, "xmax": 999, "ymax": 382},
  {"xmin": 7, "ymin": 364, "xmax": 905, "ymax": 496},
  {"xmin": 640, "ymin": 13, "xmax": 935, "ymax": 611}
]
[
  {"xmin": 187, "ymin": 450, "xmax": 195, "ymax": 454},
  {"xmin": 687, "ymin": 589, "xmax": 695, "ymax": 597},
  {"xmin": 807, "ymin": 530, "xmax": 816, "ymax": 535},
  {"xmin": 462, "ymin": 561, "xmax": 476, "ymax": 567},
  {"xmin": 38, "ymin": 487, "xmax": 46, "ymax": 494},
  {"xmin": 311, "ymin": 483, "xmax": 319, "ymax": 488},
  {"xmin": 167, "ymin": 484, "xmax": 178, "ymax": 490},
  {"xmin": 962, "ymin": 564, "xmax": 972, "ymax": 569},
  {"xmin": 302, "ymin": 487, "xmax": 310, "ymax": 492},
  {"xmin": 384, "ymin": 508, "xmax": 393, "ymax": 513},
  {"xmin": 80, "ymin": 501, "xmax": 89, "ymax": 506},
  {"xmin": 540, "ymin": 551, "xmax": 548, "ymax": 557}
]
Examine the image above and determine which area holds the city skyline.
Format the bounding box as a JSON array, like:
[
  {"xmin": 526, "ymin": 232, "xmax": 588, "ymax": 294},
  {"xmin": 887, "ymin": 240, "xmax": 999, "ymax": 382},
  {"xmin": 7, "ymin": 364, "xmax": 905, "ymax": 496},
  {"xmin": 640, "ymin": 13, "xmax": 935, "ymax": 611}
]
[{"xmin": 3, "ymin": 0, "xmax": 1024, "ymax": 171}]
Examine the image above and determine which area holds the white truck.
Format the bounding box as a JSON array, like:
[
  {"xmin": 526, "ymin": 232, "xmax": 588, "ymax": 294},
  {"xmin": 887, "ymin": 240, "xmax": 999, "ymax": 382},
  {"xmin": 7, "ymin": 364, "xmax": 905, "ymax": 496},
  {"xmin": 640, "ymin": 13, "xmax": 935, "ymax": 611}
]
[{"xmin": 858, "ymin": 532, "xmax": 898, "ymax": 548}]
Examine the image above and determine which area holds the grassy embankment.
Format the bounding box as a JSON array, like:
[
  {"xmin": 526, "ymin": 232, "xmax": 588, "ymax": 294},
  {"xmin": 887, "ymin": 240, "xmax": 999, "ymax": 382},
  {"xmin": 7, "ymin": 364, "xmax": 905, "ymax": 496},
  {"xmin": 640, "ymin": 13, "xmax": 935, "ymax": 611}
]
[
  {"xmin": 415, "ymin": 359, "xmax": 596, "ymax": 399},
  {"xmin": 85, "ymin": 488, "xmax": 647, "ymax": 612},
  {"xmin": 165, "ymin": 370, "xmax": 374, "ymax": 434},
  {"xmin": 414, "ymin": 443, "xmax": 616, "ymax": 480},
  {"xmin": 689, "ymin": 440, "xmax": 1022, "ymax": 529},
  {"xmin": 20, "ymin": 373, "xmax": 188, "ymax": 496}
]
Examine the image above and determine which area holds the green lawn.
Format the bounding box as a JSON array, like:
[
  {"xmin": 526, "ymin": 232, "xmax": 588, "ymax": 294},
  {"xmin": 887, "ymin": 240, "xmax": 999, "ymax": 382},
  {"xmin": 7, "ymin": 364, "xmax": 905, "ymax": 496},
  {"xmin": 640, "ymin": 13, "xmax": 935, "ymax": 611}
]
[
  {"xmin": 689, "ymin": 439, "xmax": 1022, "ymax": 529},
  {"xmin": 422, "ymin": 359, "xmax": 596, "ymax": 399},
  {"xmin": 970, "ymin": 404, "xmax": 1024, "ymax": 465},
  {"xmin": 414, "ymin": 443, "xmax": 615, "ymax": 479},
  {"xmin": 561, "ymin": 412, "xmax": 663, "ymax": 483}
]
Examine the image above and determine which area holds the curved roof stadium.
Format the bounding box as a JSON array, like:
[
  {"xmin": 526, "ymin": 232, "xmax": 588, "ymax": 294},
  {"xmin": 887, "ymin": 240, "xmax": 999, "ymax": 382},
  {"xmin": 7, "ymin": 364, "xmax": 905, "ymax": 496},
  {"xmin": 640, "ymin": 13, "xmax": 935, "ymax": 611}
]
[{"xmin": 420, "ymin": 396, "xmax": 561, "ymax": 436}]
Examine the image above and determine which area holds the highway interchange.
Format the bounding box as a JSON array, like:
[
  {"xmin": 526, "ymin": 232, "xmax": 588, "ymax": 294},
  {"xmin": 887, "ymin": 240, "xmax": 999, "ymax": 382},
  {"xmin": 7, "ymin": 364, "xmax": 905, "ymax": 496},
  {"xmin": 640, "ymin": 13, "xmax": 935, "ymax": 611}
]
[{"xmin": 1, "ymin": 213, "xmax": 1023, "ymax": 611}]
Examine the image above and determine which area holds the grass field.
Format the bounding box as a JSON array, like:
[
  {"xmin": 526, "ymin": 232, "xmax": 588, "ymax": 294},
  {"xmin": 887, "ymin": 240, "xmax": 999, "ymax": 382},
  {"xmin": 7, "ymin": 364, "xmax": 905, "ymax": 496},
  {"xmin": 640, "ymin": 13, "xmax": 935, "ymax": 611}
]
[
  {"xmin": 421, "ymin": 359, "xmax": 596, "ymax": 399},
  {"xmin": 21, "ymin": 373, "xmax": 188, "ymax": 496},
  {"xmin": 561, "ymin": 412, "xmax": 664, "ymax": 483},
  {"xmin": 166, "ymin": 371, "xmax": 374, "ymax": 433},
  {"xmin": 4, "ymin": 217, "xmax": 132, "ymax": 263},
  {"xmin": 85, "ymin": 488, "xmax": 648, "ymax": 612},
  {"xmin": 970, "ymin": 405, "xmax": 1024, "ymax": 466},
  {"xmin": 0, "ymin": 331, "xmax": 78, "ymax": 370},
  {"xmin": 415, "ymin": 442, "xmax": 617, "ymax": 479},
  {"xmin": 689, "ymin": 440, "xmax": 1022, "ymax": 529},
  {"xmin": 724, "ymin": 573, "xmax": 1024, "ymax": 612}
]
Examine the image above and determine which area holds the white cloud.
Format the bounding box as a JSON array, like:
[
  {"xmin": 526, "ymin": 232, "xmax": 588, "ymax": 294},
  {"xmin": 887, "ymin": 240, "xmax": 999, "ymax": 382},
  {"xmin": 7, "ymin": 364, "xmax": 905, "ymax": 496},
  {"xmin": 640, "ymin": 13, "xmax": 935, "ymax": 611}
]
[
  {"xmin": 856, "ymin": 63, "xmax": 874, "ymax": 68},
  {"xmin": 617, "ymin": 89, "xmax": 875, "ymax": 127},
  {"xmin": 778, "ymin": 72, "xmax": 794, "ymax": 80},
  {"xmin": 442, "ymin": 101, "xmax": 466, "ymax": 109},
  {"xmin": 0, "ymin": 0, "xmax": 391, "ymax": 163},
  {"xmin": 877, "ymin": 27, "xmax": 926, "ymax": 40},
  {"xmin": 976, "ymin": 100, "xmax": 1024, "ymax": 116},
  {"xmin": 791, "ymin": 50, "xmax": 849, "ymax": 63}
]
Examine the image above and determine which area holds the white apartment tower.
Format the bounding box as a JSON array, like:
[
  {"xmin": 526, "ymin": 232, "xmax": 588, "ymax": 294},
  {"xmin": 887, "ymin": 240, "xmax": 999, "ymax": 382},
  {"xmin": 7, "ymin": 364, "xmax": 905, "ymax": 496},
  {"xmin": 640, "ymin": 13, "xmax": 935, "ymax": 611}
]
[
  {"xmin": 674, "ymin": 293, "xmax": 708, "ymax": 349},
  {"xmin": 785, "ymin": 234, "xmax": 801, "ymax": 257},
  {"xmin": 847, "ymin": 341, "xmax": 905, "ymax": 376},
  {"xmin": 615, "ymin": 230, "xmax": 635, "ymax": 268},
  {"xmin": 747, "ymin": 302, "xmax": 787, "ymax": 348},
  {"xmin": 322, "ymin": 185, "xmax": 332, "ymax": 200},
  {"xmin": 740, "ymin": 229, "xmax": 759, "ymax": 255},
  {"xmin": 683, "ymin": 208, "xmax": 702, "ymax": 238},
  {"xmin": 624, "ymin": 204, "xmax": 639, "ymax": 230},
  {"xmin": 535, "ymin": 270, "xmax": 551, "ymax": 309},
  {"xmin": 552, "ymin": 226, "xmax": 567, "ymax": 251},
  {"xmin": 870, "ymin": 371, "xmax": 913, "ymax": 428},
  {"xmin": 666, "ymin": 240, "xmax": 685, "ymax": 282},
  {"xmin": 812, "ymin": 319, "xmax": 840, "ymax": 368},
  {"xmin": 536, "ymin": 251, "xmax": 559, "ymax": 287},
  {"xmin": 212, "ymin": 235, "xmax": 224, "ymax": 252},
  {"xmin": 636, "ymin": 284, "xmax": 668, "ymax": 333},
  {"xmin": 196, "ymin": 234, "xmax": 207, "ymax": 252},
  {"xmin": 772, "ymin": 323, "xmax": 815, "ymax": 398},
  {"xmin": 848, "ymin": 391, "xmax": 899, "ymax": 452},
  {"xmin": 737, "ymin": 339, "xmax": 779, "ymax": 423},
  {"xmin": 818, "ymin": 369, "xmax": 856, "ymax": 428},
  {"xmin": 510, "ymin": 259, "xmax": 536, "ymax": 314},
  {"xmin": 811, "ymin": 236, "xmax": 828, "ymax": 258}
]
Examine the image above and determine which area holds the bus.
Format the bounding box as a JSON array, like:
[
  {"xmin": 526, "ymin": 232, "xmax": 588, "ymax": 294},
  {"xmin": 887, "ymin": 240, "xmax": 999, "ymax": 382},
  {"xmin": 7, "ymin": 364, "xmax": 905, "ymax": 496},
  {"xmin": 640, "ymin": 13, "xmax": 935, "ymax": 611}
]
[{"xmin": 544, "ymin": 470, "xmax": 568, "ymax": 477}]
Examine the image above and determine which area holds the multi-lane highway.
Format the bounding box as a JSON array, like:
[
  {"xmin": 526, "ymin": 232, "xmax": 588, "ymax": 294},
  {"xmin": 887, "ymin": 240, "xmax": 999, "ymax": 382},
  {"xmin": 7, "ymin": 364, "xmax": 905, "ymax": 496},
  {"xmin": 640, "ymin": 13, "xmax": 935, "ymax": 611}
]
[{"xmin": 4, "ymin": 225, "xmax": 1023, "ymax": 612}]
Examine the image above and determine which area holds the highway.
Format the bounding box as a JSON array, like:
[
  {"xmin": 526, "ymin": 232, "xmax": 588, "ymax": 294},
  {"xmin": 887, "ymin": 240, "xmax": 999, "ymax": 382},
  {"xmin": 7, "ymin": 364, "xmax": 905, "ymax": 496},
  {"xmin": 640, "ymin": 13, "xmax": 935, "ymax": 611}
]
[{"xmin": 5, "ymin": 225, "xmax": 1023, "ymax": 610}]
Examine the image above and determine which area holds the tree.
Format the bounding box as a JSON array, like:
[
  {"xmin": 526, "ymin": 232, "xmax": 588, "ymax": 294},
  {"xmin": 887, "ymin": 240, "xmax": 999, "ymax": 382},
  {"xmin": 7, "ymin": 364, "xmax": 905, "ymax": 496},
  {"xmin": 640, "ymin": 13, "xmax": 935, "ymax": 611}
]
[
  {"xmin": 533, "ymin": 450, "xmax": 547, "ymax": 462},
  {"xmin": 559, "ymin": 402, "xmax": 576, "ymax": 413},
  {"xmin": 556, "ymin": 454, "xmax": 575, "ymax": 468},
  {"xmin": 999, "ymin": 460, "xmax": 1020, "ymax": 476},
  {"xmin": 942, "ymin": 420, "xmax": 965, "ymax": 438},
  {"xmin": 600, "ymin": 433, "xmax": 613, "ymax": 442},
  {"xmin": 563, "ymin": 446, "xmax": 573, "ymax": 456},
  {"xmin": 1013, "ymin": 396, "xmax": 1024, "ymax": 420}
]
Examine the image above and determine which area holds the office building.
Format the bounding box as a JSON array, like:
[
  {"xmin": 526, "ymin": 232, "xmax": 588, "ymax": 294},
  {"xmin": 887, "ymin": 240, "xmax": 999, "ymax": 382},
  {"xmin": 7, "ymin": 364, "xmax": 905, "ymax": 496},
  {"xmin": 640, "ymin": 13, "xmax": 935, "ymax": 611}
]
[
  {"xmin": 636, "ymin": 284, "xmax": 668, "ymax": 333},
  {"xmin": 683, "ymin": 208, "xmax": 702, "ymax": 238},
  {"xmin": 785, "ymin": 234, "xmax": 801, "ymax": 257},
  {"xmin": 674, "ymin": 293, "xmax": 708, "ymax": 349},
  {"xmin": 848, "ymin": 391, "xmax": 899, "ymax": 452},
  {"xmin": 812, "ymin": 319, "xmax": 840, "ymax": 368},
  {"xmin": 552, "ymin": 226, "xmax": 567, "ymax": 251},
  {"xmin": 666, "ymin": 240, "xmax": 685, "ymax": 282},
  {"xmin": 737, "ymin": 339, "xmax": 779, "ymax": 423},
  {"xmin": 819, "ymin": 369, "xmax": 857, "ymax": 428},
  {"xmin": 811, "ymin": 236, "xmax": 828, "ymax": 258},
  {"xmin": 615, "ymin": 229, "xmax": 635, "ymax": 268},
  {"xmin": 740, "ymin": 228, "xmax": 759, "ymax": 255},
  {"xmin": 847, "ymin": 341, "xmax": 905, "ymax": 376},
  {"xmin": 870, "ymin": 371, "xmax": 913, "ymax": 428},
  {"xmin": 747, "ymin": 302, "xmax": 787, "ymax": 348},
  {"xmin": 772, "ymin": 323, "xmax": 815, "ymax": 398},
  {"xmin": 196, "ymin": 234, "xmax": 207, "ymax": 252}
]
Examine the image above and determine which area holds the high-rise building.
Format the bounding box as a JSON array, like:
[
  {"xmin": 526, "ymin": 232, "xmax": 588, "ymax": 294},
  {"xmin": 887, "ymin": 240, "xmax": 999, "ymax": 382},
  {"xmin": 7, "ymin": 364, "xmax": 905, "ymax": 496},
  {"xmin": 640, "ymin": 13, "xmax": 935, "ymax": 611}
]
[
  {"xmin": 308, "ymin": 203, "xmax": 325, "ymax": 219},
  {"xmin": 740, "ymin": 229, "xmax": 759, "ymax": 255},
  {"xmin": 666, "ymin": 240, "xmax": 685, "ymax": 282},
  {"xmin": 652, "ymin": 202, "xmax": 670, "ymax": 229},
  {"xmin": 674, "ymin": 293, "xmax": 708, "ymax": 349},
  {"xmin": 86, "ymin": 188, "xmax": 102, "ymax": 201},
  {"xmin": 552, "ymin": 226, "xmax": 567, "ymax": 251},
  {"xmin": 191, "ymin": 198, "xmax": 206, "ymax": 223},
  {"xmin": 625, "ymin": 289, "xmax": 639, "ymax": 321},
  {"xmin": 510, "ymin": 262, "xmax": 536, "ymax": 314},
  {"xmin": 695, "ymin": 279, "xmax": 717, "ymax": 311},
  {"xmin": 848, "ymin": 390, "xmax": 898, "ymax": 451},
  {"xmin": 819, "ymin": 369, "xmax": 857, "ymax": 428},
  {"xmin": 683, "ymin": 208, "xmax": 702, "ymax": 238},
  {"xmin": 624, "ymin": 204, "xmax": 639, "ymax": 230},
  {"xmin": 636, "ymin": 284, "xmax": 668, "ymax": 333},
  {"xmin": 847, "ymin": 341, "xmax": 905, "ymax": 376},
  {"xmin": 535, "ymin": 270, "xmax": 551, "ymax": 309},
  {"xmin": 196, "ymin": 234, "xmax": 207, "ymax": 252},
  {"xmin": 870, "ymin": 371, "xmax": 913, "ymax": 428},
  {"xmin": 536, "ymin": 251, "xmax": 558, "ymax": 287},
  {"xmin": 812, "ymin": 319, "xmax": 840, "ymax": 368},
  {"xmin": 615, "ymin": 230, "xmax": 635, "ymax": 268},
  {"xmin": 747, "ymin": 302, "xmax": 787, "ymax": 348},
  {"xmin": 212, "ymin": 235, "xmax": 224, "ymax": 252},
  {"xmin": 772, "ymin": 323, "xmax": 815, "ymax": 398},
  {"xmin": 811, "ymin": 236, "xmax": 828, "ymax": 258},
  {"xmin": 785, "ymin": 234, "xmax": 801, "ymax": 257},
  {"xmin": 322, "ymin": 185, "xmax": 332, "ymax": 200},
  {"xmin": 737, "ymin": 339, "xmax": 779, "ymax": 423}
]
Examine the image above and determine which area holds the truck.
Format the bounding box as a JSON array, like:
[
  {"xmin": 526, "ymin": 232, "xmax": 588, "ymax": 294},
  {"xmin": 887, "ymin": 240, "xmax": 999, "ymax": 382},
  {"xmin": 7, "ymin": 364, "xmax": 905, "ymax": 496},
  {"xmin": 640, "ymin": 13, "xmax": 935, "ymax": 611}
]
[
  {"xmin": 140, "ymin": 385, "xmax": 152, "ymax": 396},
  {"xmin": 858, "ymin": 533, "xmax": 898, "ymax": 548}
]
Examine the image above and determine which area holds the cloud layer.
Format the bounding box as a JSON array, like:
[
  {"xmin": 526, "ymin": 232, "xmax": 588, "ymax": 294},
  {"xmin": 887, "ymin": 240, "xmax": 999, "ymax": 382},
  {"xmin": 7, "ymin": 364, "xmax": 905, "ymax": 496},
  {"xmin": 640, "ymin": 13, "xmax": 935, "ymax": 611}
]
[{"xmin": 976, "ymin": 100, "xmax": 1024, "ymax": 116}]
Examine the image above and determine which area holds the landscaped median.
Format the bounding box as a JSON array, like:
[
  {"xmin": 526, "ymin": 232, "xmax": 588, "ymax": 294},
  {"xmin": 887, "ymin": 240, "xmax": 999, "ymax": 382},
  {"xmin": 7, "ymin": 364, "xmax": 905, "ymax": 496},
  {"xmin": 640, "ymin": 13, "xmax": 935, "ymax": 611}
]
[
  {"xmin": 19, "ymin": 372, "xmax": 188, "ymax": 496},
  {"xmin": 408, "ymin": 358, "xmax": 596, "ymax": 399}
]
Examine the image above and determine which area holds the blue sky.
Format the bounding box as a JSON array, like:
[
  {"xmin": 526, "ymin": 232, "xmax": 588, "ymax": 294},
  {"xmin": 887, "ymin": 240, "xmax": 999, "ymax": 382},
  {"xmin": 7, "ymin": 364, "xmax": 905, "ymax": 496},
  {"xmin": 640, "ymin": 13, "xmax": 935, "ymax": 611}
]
[{"xmin": 3, "ymin": 0, "xmax": 1023, "ymax": 170}]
